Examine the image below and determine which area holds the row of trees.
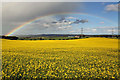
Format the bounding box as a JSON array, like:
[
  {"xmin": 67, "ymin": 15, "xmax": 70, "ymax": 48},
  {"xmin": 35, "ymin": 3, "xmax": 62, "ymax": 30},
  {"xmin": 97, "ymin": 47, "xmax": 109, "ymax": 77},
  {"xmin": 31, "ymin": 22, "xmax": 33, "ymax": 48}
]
[
  {"xmin": 1, "ymin": 36, "xmax": 18, "ymax": 40},
  {"xmin": 85, "ymin": 35, "xmax": 119, "ymax": 38},
  {"xmin": 1, "ymin": 36, "xmax": 80, "ymax": 40},
  {"xmin": 18, "ymin": 37, "xmax": 80, "ymax": 40},
  {"xmin": 1, "ymin": 35, "xmax": 119, "ymax": 40}
]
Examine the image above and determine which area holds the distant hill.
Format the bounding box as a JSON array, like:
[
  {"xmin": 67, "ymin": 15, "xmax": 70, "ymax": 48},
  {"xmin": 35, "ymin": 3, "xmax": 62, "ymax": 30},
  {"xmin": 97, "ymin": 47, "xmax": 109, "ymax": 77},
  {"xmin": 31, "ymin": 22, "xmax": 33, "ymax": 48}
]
[
  {"xmin": 1, "ymin": 34, "xmax": 119, "ymax": 40},
  {"xmin": 16, "ymin": 34, "xmax": 82, "ymax": 37},
  {"xmin": 15, "ymin": 34, "xmax": 119, "ymax": 38}
]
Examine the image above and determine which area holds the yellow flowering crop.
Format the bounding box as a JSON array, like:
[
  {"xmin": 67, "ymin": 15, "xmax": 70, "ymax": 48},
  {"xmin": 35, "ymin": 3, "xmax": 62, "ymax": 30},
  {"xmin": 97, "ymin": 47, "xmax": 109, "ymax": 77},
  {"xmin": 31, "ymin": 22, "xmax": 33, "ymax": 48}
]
[{"xmin": 2, "ymin": 38, "xmax": 119, "ymax": 79}]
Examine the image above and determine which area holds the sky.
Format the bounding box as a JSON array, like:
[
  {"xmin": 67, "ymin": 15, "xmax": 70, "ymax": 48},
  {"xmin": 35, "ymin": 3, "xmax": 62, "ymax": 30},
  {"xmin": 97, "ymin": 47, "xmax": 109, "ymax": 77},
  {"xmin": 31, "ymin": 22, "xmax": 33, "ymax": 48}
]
[{"xmin": 2, "ymin": 2, "xmax": 119, "ymax": 35}]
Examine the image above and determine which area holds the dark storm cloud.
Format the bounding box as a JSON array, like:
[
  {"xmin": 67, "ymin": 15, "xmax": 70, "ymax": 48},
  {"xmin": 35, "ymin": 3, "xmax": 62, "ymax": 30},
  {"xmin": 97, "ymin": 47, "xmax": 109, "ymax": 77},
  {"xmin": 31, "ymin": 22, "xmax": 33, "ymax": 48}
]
[
  {"xmin": 2, "ymin": 2, "xmax": 83, "ymax": 35},
  {"xmin": 58, "ymin": 17, "xmax": 66, "ymax": 22},
  {"xmin": 51, "ymin": 22, "xmax": 57, "ymax": 23},
  {"xmin": 79, "ymin": 19, "xmax": 88, "ymax": 23},
  {"xmin": 73, "ymin": 19, "xmax": 88, "ymax": 24},
  {"xmin": 51, "ymin": 16, "xmax": 88, "ymax": 25}
]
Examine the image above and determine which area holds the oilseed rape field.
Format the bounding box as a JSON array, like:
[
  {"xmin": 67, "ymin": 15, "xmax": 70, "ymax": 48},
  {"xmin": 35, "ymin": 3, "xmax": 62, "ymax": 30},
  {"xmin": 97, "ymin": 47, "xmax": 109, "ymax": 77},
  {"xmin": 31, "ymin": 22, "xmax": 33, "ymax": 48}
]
[{"xmin": 2, "ymin": 38, "xmax": 119, "ymax": 79}]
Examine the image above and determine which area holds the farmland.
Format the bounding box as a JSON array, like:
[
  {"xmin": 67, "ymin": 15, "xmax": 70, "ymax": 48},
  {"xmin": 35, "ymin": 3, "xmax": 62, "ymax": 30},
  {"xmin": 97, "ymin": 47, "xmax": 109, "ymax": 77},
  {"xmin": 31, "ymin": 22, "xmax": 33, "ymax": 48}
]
[{"xmin": 2, "ymin": 38, "xmax": 119, "ymax": 79}]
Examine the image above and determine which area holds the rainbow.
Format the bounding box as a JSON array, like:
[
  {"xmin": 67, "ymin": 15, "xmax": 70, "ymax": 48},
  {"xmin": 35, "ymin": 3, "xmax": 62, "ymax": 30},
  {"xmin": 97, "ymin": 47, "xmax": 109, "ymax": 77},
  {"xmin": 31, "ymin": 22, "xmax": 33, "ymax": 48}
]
[{"xmin": 5, "ymin": 12, "xmax": 115, "ymax": 36}]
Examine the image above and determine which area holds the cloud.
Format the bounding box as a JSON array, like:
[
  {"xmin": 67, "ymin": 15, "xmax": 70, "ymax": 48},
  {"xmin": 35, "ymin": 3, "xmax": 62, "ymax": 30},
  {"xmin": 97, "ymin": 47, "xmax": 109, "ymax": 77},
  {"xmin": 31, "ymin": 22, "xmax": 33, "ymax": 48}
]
[
  {"xmin": 21, "ymin": 16, "xmax": 74, "ymax": 33},
  {"xmin": 58, "ymin": 17, "xmax": 66, "ymax": 22},
  {"xmin": 95, "ymin": 26, "xmax": 118, "ymax": 29},
  {"xmin": 107, "ymin": 29, "xmax": 116, "ymax": 32},
  {"xmin": 73, "ymin": 26, "xmax": 118, "ymax": 34},
  {"xmin": 92, "ymin": 29, "xmax": 97, "ymax": 32},
  {"xmin": 66, "ymin": 26, "xmax": 118, "ymax": 34},
  {"xmin": 66, "ymin": 17, "xmax": 76, "ymax": 19},
  {"xmin": 69, "ymin": 31, "xmax": 75, "ymax": 33},
  {"xmin": 2, "ymin": 2, "xmax": 83, "ymax": 35},
  {"xmin": 53, "ymin": 17, "xmax": 88, "ymax": 25},
  {"xmin": 51, "ymin": 21, "xmax": 57, "ymax": 23},
  {"xmin": 51, "ymin": 18, "xmax": 89, "ymax": 26},
  {"xmin": 58, "ymin": 25, "xmax": 72, "ymax": 30},
  {"xmin": 79, "ymin": 19, "xmax": 88, "ymax": 23},
  {"xmin": 100, "ymin": 22, "xmax": 104, "ymax": 24},
  {"xmin": 73, "ymin": 19, "xmax": 88, "ymax": 24},
  {"xmin": 105, "ymin": 3, "xmax": 119, "ymax": 12},
  {"xmin": 66, "ymin": 25, "xmax": 72, "ymax": 28},
  {"xmin": 51, "ymin": 17, "xmax": 74, "ymax": 26},
  {"xmin": 43, "ymin": 23, "xmax": 50, "ymax": 28}
]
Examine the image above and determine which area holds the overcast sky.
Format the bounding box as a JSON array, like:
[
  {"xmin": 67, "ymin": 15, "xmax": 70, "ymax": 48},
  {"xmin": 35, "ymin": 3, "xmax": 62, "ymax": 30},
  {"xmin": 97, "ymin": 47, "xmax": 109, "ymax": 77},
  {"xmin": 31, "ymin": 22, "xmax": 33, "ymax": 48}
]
[{"xmin": 2, "ymin": 2, "xmax": 119, "ymax": 35}]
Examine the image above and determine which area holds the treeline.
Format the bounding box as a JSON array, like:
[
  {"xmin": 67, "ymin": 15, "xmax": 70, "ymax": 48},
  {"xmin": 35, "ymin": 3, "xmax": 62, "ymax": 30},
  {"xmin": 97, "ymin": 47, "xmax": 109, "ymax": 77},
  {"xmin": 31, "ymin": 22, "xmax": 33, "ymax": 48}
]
[
  {"xmin": 1, "ymin": 35, "xmax": 119, "ymax": 40},
  {"xmin": 85, "ymin": 35, "xmax": 119, "ymax": 38},
  {"xmin": 1, "ymin": 35, "xmax": 80, "ymax": 40},
  {"xmin": 17, "ymin": 37, "xmax": 80, "ymax": 40},
  {"xmin": 1, "ymin": 36, "xmax": 18, "ymax": 40}
]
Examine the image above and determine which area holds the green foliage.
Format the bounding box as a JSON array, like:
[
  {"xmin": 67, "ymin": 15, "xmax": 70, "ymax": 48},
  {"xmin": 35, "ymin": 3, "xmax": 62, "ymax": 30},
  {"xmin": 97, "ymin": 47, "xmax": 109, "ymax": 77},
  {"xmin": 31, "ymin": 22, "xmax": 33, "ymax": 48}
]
[{"xmin": 18, "ymin": 36, "xmax": 81, "ymax": 40}]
